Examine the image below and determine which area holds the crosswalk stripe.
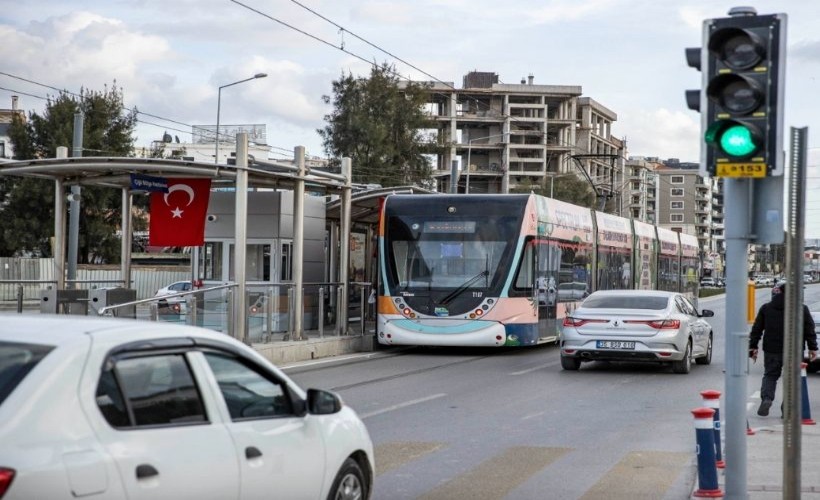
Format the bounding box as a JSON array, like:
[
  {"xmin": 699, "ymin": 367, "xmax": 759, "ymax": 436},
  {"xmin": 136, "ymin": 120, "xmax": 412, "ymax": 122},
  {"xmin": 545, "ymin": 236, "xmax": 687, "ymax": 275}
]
[
  {"xmin": 580, "ymin": 450, "xmax": 690, "ymax": 499},
  {"xmin": 417, "ymin": 446, "xmax": 570, "ymax": 500},
  {"xmin": 374, "ymin": 441, "xmax": 445, "ymax": 476}
]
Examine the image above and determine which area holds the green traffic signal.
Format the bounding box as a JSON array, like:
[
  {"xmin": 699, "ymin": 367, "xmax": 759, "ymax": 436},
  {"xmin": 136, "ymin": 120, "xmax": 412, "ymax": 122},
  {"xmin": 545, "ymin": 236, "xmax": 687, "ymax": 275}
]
[
  {"xmin": 705, "ymin": 120, "xmax": 762, "ymax": 159},
  {"xmin": 719, "ymin": 124, "xmax": 758, "ymax": 157}
]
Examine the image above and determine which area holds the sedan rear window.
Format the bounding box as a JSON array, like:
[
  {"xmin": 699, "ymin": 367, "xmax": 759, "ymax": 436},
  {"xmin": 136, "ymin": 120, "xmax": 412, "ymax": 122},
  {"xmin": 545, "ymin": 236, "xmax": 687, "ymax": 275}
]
[
  {"xmin": 582, "ymin": 295, "xmax": 669, "ymax": 310},
  {"xmin": 0, "ymin": 342, "xmax": 54, "ymax": 405}
]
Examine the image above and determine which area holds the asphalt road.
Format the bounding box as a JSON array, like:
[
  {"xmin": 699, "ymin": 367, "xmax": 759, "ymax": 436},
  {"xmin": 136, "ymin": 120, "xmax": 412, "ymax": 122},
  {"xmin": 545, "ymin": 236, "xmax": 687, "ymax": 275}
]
[{"xmin": 288, "ymin": 284, "xmax": 820, "ymax": 500}]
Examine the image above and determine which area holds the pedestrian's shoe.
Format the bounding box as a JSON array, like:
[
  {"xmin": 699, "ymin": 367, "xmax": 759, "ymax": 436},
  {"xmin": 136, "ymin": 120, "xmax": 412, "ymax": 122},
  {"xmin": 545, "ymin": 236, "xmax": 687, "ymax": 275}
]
[{"xmin": 758, "ymin": 399, "xmax": 772, "ymax": 416}]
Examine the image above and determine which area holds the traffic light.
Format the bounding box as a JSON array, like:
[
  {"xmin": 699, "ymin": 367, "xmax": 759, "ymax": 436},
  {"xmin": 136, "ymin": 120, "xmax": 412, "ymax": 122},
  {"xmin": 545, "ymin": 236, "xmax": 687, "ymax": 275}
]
[{"xmin": 686, "ymin": 8, "xmax": 786, "ymax": 178}]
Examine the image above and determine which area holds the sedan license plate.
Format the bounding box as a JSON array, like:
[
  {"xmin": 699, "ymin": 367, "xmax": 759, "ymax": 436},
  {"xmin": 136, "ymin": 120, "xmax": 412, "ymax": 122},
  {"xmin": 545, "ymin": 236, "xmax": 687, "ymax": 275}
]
[{"xmin": 596, "ymin": 340, "xmax": 635, "ymax": 349}]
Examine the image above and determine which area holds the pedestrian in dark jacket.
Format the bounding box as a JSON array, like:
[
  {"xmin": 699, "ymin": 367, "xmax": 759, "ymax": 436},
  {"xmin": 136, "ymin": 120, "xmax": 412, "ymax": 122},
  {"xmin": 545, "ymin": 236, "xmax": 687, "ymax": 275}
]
[{"xmin": 749, "ymin": 283, "xmax": 818, "ymax": 416}]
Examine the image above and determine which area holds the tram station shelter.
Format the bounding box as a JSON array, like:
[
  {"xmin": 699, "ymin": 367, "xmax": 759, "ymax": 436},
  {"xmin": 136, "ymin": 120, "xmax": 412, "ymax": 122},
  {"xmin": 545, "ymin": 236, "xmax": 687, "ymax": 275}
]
[{"xmin": 0, "ymin": 133, "xmax": 431, "ymax": 348}]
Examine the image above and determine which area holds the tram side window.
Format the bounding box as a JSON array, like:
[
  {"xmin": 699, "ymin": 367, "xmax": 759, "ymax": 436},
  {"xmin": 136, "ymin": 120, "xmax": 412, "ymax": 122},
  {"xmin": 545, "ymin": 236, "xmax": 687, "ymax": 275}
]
[
  {"xmin": 597, "ymin": 247, "xmax": 632, "ymax": 291},
  {"xmin": 658, "ymin": 255, "xmax": 679, "ymax": 292},
  {"xmin": 513, "ymin": 237, "xmax": 535, "ymax": 292},
  {"xmin": 555, "ymin": 240, "xmax": 592, "ymax": 302}
]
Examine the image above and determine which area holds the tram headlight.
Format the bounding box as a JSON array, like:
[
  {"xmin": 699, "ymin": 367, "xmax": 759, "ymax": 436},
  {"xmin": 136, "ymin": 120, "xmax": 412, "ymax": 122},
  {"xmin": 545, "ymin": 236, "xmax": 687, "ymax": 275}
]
[{"xmin": 474, "ymin": 309, "xmax": 483, "ymax": 316}]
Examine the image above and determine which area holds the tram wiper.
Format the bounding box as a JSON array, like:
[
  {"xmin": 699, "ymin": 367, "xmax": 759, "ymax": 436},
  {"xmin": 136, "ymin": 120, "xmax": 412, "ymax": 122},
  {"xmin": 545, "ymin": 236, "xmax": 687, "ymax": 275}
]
[{"xmin": 439, "ymin": 269, "xmax": 490, "ymax": 305}]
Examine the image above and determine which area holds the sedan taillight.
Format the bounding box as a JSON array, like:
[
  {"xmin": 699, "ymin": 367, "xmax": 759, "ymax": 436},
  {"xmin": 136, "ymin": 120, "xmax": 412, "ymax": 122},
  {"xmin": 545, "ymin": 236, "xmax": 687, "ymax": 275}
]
[
  {"xmin": 0, "ymin": 468, "xmax": 15, "ymax": 498},
  {"xmin": 563, "ymin": 317, "xmax": 608, "ymax": 327},
  {"xmin": 624, "ymin": 319, "xmax": 681, "ymax": 329}
]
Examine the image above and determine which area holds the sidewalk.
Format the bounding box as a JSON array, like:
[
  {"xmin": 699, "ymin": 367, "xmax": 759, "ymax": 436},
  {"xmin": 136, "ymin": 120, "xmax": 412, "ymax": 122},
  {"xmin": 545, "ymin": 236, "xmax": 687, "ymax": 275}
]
[
  {"xmin": 738, "ymin": 422, "xmax": 820, "ymax": 498},
  {"xmin": 693, "ymin": 398, "xmax": 820, "ymax": 498}
]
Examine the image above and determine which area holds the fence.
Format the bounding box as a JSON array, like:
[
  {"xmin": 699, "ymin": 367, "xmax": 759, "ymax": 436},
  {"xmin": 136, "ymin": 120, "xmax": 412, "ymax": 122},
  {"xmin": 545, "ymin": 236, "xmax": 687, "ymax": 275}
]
[{"xmin": 0, "ymin": 257, "xmax": 189, "ymax": 302}]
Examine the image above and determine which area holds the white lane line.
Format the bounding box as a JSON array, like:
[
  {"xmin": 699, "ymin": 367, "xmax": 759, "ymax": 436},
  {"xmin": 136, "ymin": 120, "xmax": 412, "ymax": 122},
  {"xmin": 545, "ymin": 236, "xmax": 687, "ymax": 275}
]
[
  {"xmin": 509, "ymin": 360, "xmax": 559, "ymax": 376},
  {"xmin": 521, "ymin": 411, "xmax": 547, "ymax": 421},
  {"xmin": 359, "ymin": 393, "xmax": 447, "ymax": 419}
]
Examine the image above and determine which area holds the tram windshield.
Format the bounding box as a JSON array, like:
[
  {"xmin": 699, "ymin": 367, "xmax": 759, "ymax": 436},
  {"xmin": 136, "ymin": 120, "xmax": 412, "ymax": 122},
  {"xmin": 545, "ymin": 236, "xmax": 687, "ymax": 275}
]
[{"xmin": 385, "ymin": 215, "xmax": 520, "ymax": 292}]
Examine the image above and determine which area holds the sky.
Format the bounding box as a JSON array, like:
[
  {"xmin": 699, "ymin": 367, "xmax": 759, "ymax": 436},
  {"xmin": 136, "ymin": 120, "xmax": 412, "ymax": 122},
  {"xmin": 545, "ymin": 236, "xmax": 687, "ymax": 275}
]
[{"xmin": 3, "ymin": 0, "xmax": 820, "ymax": 235}]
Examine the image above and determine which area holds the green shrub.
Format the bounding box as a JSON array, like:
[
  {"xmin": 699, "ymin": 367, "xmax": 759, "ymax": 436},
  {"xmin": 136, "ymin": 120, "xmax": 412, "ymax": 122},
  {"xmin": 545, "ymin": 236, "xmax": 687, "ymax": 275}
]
[{"xmin": 699, "ymin": 288, "xmax": 725, "ymax": 298}]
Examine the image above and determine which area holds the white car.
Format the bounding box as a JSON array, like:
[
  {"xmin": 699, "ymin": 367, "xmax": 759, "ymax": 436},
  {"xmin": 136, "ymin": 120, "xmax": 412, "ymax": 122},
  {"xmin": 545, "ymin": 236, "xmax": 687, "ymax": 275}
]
[
  {"xmin": 154, "ymin": 280, "xmax": 192, "ymax": 312},
  {"xmin": 0, "ymin": 316, "xmax": 374, "ymax": 499},
  {"xmin": 559, "ymin": 290, "xmax": 715, "ymax": 374}
]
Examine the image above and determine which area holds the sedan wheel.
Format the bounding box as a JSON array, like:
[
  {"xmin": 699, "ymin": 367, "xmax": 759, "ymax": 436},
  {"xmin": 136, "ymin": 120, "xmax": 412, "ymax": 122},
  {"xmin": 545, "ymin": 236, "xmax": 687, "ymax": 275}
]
[
  {"xmin": 695, "ymin": 334, "xmax": 713, "ymax": 365},
  {"xmin": 672, "ymin": 341, "xmax": 692, "ymax": 374},
  {"xmin": 561, "ymin": 355, "xmax": 581, "ymax": 371},
  {"xmin": 328, "ymin": 458, "xmax": 367, "ymax": 500}
]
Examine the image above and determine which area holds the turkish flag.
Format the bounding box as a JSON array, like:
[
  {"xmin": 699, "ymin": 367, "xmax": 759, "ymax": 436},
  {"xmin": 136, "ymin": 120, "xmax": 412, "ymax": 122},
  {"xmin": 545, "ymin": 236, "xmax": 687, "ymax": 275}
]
[{"xmin": 149, "ymin": 178, "xmax": 212, "ymax": 246}]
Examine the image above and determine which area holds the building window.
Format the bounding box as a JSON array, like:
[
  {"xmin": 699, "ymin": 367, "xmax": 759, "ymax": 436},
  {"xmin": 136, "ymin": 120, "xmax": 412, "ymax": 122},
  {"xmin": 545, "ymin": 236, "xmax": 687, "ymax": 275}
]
[
  {"xmin": 671, "ymin": 175, "xmax": 684, "ymax": 184},
  {"xmin": 670, "ymin": 214, "xmax": 684, "ymax": 223},
  {"xmin": 671, "ymin": 188, "xmax": 684, "ymax": 197},
  {"xmin": 671, "ymin": 201, "xmax": 684, "ymax": 209}
]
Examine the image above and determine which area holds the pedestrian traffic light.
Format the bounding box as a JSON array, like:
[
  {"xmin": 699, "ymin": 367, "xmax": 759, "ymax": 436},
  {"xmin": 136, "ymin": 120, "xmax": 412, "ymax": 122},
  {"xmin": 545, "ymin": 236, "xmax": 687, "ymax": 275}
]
[{"xmin": 686, "ymin": 8, "xmax": 786, "ymax": 178}]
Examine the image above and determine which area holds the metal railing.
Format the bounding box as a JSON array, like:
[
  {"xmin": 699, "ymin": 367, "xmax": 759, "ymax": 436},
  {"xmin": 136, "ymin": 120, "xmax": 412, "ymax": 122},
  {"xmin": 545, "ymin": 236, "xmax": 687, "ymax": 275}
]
[{"xmin": 3, "ymin": 278, "xmax": 374, "ymax": 343}]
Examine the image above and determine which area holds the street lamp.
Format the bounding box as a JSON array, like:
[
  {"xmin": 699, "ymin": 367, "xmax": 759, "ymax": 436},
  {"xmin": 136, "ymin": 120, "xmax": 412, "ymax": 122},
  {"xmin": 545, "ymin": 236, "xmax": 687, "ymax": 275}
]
[
  {"xmin": 215, "ymin": 72, "xmax": 267, "ymax": 164},
  {"xmin": 465, "ymin": 132, "xmax": 507, "ymax": 194}
]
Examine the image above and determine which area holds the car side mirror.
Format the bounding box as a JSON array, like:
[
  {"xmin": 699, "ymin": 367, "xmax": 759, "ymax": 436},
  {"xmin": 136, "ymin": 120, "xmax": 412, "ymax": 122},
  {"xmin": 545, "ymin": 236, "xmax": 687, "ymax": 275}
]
[
  {"xmin": 287, "ymin": 385, "xmax": 307, "ymax": 417},
  {"xmin": 306, "ymin": 388, "xmax": 343, "ymax": 415},
  {"xmin": 700, "ymin": 309, "xmax": 715, "ymax": 318}
]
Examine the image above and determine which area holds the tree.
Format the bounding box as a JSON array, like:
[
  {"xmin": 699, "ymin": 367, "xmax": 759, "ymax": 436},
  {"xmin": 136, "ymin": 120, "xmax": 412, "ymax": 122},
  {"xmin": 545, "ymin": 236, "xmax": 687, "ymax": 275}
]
[
  {"xmin": 1, "ymin": 84, "xmax": 140, "ymax": 261},
  {"xmin": 318, "ymin": 63, "xmax": 438, "ymax": 188},
  {"xmin": 511, "ymin": 173, "xmax": 596, "ymax": 209}
]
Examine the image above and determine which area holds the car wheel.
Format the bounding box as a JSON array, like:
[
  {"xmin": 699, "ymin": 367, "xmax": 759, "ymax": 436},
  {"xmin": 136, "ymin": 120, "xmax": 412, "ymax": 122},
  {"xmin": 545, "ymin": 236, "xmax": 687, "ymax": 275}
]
[
  {"xmin": 695, "ymin": 334, "xmax": 713, "ymax": 365},
  {"xmin": 561, "ymin": 355, "xmax": 581, "ymax": 371},
  {"xmin": 327, "ymin": 458, "xmax": 367, "ymax": 500},
  {"xmin": 672, "ymin": 341, "xmax": 692, "ymax": 374}
]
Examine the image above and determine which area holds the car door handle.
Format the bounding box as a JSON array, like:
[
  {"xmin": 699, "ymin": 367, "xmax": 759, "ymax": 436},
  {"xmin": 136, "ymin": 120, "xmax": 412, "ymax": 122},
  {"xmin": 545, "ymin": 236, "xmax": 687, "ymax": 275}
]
[
  {"xmin": 136, "ymin": 464, "xmax": 159, "ymax": 479},
  {"xmin": 245, "ymin": 446, "xmax": 263, "ymax": 460}
]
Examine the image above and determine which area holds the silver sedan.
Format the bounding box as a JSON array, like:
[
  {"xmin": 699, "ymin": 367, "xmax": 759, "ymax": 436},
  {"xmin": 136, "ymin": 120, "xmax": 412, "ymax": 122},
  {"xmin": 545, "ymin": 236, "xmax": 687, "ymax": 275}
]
[{"xmin": 559, "ymin": 290, "xmax": 715, "ymax": 374}]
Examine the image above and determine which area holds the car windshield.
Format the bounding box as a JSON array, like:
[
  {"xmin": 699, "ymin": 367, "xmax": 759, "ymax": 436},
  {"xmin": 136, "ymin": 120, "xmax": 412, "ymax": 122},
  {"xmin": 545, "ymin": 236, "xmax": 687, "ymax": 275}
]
[
  {"xmin": 582, "ymin": 295, "xmax": 669, "ymax": 310},
  {"xmin": 0, "ymin": 341, "xmax": 54, "ymax": 405}
]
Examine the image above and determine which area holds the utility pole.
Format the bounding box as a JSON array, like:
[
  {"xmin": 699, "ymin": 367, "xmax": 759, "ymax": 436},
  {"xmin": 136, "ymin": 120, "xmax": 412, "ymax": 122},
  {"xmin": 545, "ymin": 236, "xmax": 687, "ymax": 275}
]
[
  {"xmin": 686, "ymin": 7, "xmax": 787, "ymax": 497},
  {"xmin": 67, "ymin": 111, "xmax": 83, "ymax": 288}
]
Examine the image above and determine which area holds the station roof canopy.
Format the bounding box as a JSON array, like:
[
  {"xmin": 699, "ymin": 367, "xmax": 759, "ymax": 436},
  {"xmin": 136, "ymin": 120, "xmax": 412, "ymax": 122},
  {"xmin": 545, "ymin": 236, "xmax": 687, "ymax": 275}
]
[
  {"xmin": 0, "ymin": 156, "xmax": 435, "ymax": 224},
  {"xmin": 326, "ymin": 185, "xmax": 435, "ymax": 224},
  {"xmin": 0, "ymin": 157, "xmax": 347, "ymax": 193}
]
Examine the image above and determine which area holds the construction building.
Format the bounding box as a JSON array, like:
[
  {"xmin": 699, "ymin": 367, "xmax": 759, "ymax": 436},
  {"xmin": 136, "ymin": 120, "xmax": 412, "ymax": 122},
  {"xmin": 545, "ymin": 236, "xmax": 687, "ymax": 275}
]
[{"xmin": 410, "ymin": 71, "xmax": 624, "ymax": 202}]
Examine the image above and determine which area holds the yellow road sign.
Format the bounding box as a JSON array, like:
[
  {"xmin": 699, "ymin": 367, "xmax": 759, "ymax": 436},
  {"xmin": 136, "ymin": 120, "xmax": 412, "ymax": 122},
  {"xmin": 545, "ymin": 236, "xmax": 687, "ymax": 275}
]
[{"xmin": 715, "ymin": 163, "xmax": 767, "ymax": 178}]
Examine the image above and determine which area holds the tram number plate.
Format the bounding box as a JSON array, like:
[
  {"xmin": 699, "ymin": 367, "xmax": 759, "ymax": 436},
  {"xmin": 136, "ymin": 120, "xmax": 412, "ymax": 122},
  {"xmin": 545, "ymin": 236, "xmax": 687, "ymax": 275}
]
[
  {"xmin": 715, "ymin": 163, "xmax": 766, "ymax": 178},
  {"xmin": 596, "ymin": 340, "xmax": 635, "ymax": 349}
]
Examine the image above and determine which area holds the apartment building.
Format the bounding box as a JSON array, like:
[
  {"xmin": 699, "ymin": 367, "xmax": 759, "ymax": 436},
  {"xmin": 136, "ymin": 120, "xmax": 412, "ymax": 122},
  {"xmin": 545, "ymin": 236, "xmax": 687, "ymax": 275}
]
[
  {"xmin": 411, "ymin": 72, "xmax": 624, "ymax": 198},
  {"xmin": 622, "ymin": 157, "xmax": 661, "ymax": 224}
]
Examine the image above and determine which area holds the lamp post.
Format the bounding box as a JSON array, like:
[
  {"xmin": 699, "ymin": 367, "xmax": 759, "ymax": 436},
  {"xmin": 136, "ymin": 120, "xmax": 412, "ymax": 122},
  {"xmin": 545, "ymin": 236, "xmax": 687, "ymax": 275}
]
[
  {"xmin": 465, "ymin": 132, "xmax": 507, "ymax": 194},
  {"xmin": 215, "ymin": 72, "xmax": 267, "ymax": 164}
]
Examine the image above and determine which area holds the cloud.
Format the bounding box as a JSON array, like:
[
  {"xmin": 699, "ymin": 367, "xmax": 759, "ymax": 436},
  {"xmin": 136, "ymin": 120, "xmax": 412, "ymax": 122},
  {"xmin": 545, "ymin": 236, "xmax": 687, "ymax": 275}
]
[
  {"xmin": 0, "ymin": 11, "xmax": 172, "ymax": 93},
  {"xmin": 620, "ymin": 108, "xmax": 700, "ymax": 161}
]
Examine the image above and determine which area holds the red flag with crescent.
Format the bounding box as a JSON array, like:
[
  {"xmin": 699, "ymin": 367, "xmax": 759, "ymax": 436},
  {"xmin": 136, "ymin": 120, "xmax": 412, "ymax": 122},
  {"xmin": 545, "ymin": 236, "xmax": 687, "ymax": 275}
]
[{"xmin": 149, "ymin": 178, "xmax": 212, "ymax": 246}]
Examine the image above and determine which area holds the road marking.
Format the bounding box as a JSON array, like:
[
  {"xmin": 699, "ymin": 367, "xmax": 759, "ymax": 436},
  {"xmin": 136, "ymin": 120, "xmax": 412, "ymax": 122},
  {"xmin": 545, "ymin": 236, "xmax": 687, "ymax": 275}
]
[
  {"xmin": 417, "ymin": 446, "xmax": 570, "ymax": 500},
  {"xmin": 374, "ymin": 441, "xmax": 445, "ymax": 476},
  {"xmin": 359, "ymin": 393, "xmax": 446, "ymax": 419},
  {"xmin": 509, "ymin": 360, "xmax": 560, "ymax": 375},
  {"xmin": 580, "ymin": 450, "xmax": 690, "ymax": 499}
]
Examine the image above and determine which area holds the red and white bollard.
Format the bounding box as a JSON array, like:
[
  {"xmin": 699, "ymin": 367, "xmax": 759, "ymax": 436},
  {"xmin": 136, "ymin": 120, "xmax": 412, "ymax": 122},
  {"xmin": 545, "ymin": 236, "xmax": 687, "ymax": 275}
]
[
  {"xmin": 700, "ymin": 390, "xmax": 725, "ymax": 469},
  {"xmin": 802, "ymin": 362, "xmax": 816, "ymax": 425},
  {"xmin": 692, "ymin": 407, "xmax": 722, "ymax": 498}
]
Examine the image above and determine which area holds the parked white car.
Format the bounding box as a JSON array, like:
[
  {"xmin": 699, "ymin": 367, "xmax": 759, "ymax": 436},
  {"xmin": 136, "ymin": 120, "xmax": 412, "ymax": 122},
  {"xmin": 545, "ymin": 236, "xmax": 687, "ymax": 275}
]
[
  {"xmin": 559, "ymin": 290, "xmax": 715, "ymax": 374},
  {"xmin": 0, "ymin": 316, "xmax": 374, "ymax": 499},
  {"xmin": 154, "ymin": 280, "xmax": 192, "ymax": 312}
]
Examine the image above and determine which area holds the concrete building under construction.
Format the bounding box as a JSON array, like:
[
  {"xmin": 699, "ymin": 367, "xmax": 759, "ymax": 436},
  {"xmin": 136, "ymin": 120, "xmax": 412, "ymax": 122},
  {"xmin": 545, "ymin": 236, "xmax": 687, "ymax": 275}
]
[{"xmin": 408, "ymin": 71, "xmax": 625, "ymax": 202}]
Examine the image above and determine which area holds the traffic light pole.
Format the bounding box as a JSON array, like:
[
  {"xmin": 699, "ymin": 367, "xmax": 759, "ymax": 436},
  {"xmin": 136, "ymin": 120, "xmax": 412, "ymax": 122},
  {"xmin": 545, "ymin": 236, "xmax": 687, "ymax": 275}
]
[{"xmin": 723, "ymin": 177, "xmax": 752, "ymax": 499}]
